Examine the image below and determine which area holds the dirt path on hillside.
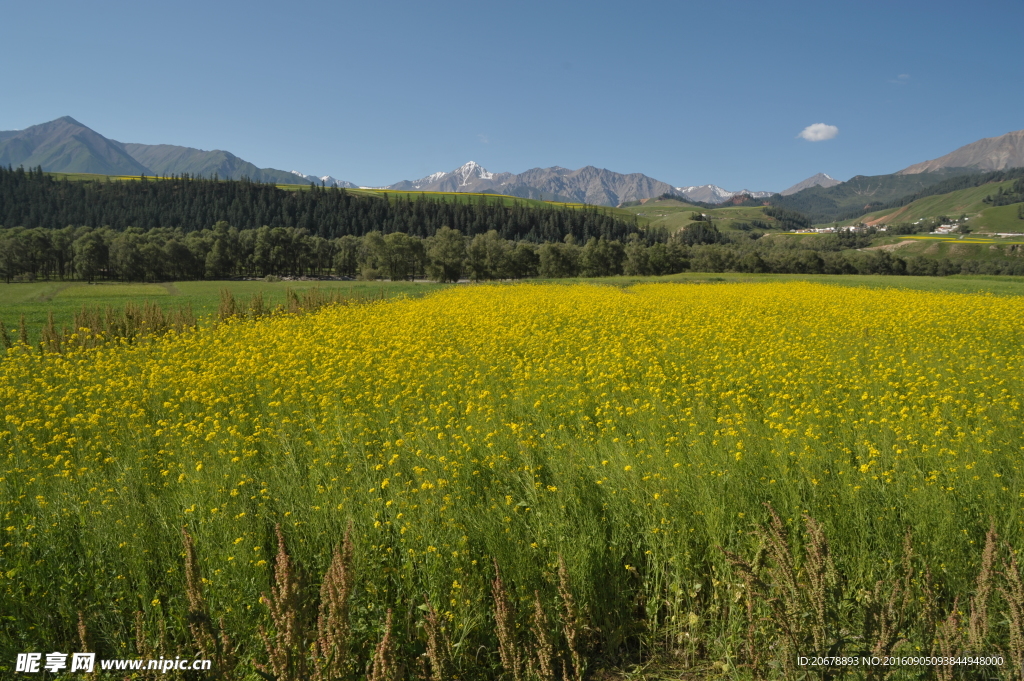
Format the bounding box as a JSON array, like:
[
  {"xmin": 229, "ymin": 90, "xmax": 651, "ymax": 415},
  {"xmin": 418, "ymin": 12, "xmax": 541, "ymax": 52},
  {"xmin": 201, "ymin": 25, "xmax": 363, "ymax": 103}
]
[{"xmin": 866, "ymin": 205, "xmax": 910, "ymax": 226}]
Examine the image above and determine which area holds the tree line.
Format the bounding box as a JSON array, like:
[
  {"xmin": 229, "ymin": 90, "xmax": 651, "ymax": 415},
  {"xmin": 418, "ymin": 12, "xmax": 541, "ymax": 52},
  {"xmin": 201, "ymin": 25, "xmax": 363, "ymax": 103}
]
[
  {"xmin": 0, "ymin": 165, "xmax": 645, "ymax": 242},
  {"xmin": 5, "ymin": 218, "xmax": 1023, "ymax": 284},
  {"xmin": 0, "ymin": 222, "xmax": 674, "ymax": 283}
]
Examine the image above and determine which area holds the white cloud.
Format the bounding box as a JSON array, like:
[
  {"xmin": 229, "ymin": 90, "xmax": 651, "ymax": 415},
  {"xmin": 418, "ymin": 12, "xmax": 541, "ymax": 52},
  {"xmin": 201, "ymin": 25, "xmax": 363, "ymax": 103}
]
[
  {"xmin": 477, "ymin": 133, "xmax": 490, "ymax": 144},
  {"xmin": 889, "ymin": 73, "xmax": 911, "ymax": 84},
  {"xmin": 797, "ymin": 123, "xmax": 839, "ymax": 142}
]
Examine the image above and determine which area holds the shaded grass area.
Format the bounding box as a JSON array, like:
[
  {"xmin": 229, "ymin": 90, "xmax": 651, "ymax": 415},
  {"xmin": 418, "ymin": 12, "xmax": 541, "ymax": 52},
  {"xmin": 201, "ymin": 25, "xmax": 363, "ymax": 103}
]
[{"xmin": 0, "ymin": 279, "xmax": 449, "ymax": 346}]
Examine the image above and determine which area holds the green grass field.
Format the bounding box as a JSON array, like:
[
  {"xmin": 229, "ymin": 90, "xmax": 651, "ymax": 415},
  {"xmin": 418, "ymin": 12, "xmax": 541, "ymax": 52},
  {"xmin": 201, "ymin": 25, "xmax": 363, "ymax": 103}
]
[{"xmin": 0, "ymin": 279, "xmax": 449, "ymax": 346}]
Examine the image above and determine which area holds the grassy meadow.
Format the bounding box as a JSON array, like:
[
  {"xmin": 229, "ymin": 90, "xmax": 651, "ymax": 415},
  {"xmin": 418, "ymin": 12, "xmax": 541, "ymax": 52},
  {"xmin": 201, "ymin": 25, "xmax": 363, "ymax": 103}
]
[{"xmin": 2, "ymin": 280, "xmax": 1024, "ymax": 679}]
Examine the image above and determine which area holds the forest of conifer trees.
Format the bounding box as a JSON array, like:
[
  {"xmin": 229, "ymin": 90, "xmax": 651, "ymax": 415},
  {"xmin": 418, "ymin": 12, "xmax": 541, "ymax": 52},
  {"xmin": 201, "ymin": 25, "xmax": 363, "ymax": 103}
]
[
  {"xmin": 4, "ymin": 166, "xmax": 1024, "ymax": 282},
  {"xmin": 0, "ymin": 166, "xmax": 644, "ymax": 241}
]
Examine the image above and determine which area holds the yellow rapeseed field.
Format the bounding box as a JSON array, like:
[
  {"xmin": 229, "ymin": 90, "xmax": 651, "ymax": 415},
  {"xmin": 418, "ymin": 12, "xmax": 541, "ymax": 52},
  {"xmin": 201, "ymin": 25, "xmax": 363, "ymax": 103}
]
[{"xmin": 2, "ymin": 281, "xmax": 1023, "ymax": 676}]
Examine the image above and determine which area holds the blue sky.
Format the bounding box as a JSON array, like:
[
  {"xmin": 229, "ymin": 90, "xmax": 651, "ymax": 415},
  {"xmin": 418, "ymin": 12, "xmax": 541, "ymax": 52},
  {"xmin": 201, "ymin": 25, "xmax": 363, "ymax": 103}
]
[{"xmin": 2, "ymin": 0, "xmax": 1022, "ymax": 191}]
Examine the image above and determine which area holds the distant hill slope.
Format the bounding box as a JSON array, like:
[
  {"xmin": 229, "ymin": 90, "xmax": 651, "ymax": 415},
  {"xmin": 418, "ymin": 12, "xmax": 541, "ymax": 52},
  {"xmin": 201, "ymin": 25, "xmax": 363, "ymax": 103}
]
[
  {"xmin": 899, "ymin": 129, "xmax": 1024, "ymax": 174},
  {"xmin": 855, "ymin": 180, "xmax": 1020, "ymax": 229},
  {"xmin": 767, "ymin": 168, "xmax": 981, "ymax": 222},
  {"xmin": 0, "ymin": 117, "xmax": 150, "ymax": 175},
  {"xmin": 780, "ymin": 173, "xmax": 840, "ymax": 196},
  {"xmin": 120, "ymin": 143, "xmax": 303, "ymax": 184}
]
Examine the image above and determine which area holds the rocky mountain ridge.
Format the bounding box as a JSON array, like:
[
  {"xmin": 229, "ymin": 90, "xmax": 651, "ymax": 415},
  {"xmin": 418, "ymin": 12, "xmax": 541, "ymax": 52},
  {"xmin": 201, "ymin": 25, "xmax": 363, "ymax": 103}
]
[
  {"xmin": 899, "ymin": 129, "xmax": 1024, "ymax": 175},
  {"xmin": 780, "ymin": 172, "xmax": 841, "ymax": 196}
]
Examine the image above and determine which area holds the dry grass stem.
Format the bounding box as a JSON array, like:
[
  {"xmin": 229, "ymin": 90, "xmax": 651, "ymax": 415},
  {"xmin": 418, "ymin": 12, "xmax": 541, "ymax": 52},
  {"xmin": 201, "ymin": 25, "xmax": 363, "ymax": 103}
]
[
  {"xmin": 313, "ymin": 522, "xmax": 356, "ymax": 681},
  {"xmin": 492, "ymin": 560, "xmax": 524, "ymax": 681},
  {"xmin": 368, "ymin": 609, "xmax": 398, "ymax": 681}
]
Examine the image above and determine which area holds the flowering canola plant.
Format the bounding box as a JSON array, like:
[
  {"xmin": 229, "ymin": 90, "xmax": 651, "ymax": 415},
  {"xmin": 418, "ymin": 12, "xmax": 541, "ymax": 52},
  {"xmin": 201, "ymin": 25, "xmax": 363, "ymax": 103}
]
[{"xmin": 1, "ymin": 281, "xmax": 1022, "ymax": 665}]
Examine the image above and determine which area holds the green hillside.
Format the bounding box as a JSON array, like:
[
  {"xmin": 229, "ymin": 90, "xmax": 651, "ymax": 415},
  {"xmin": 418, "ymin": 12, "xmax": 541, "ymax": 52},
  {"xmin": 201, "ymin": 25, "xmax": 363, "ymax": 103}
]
[
  {"xmin": 976, "ymin": 204, "xmax": 1024, "ymax": 233},
  {"xmin": 845, "ymin": 179, "xmax": 1019, "ymax": 230}
]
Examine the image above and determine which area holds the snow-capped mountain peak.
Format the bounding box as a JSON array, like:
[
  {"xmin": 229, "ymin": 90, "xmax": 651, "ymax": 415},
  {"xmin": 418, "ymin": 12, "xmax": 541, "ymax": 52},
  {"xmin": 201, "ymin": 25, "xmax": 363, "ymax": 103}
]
[
  {"xmin": 408, "ymin": 162, "xmax": 497, "ymax": 189},
  {"xmin": 289, "ymin": 170, "xmax": 357, "ymax": 188},
  {"xmin": 455, "ymin": 161, "xmax": 494, "ymax": 185},
  {"xmin": 672, "ymin": 184, "xmax": 773, "ymax": 204}
]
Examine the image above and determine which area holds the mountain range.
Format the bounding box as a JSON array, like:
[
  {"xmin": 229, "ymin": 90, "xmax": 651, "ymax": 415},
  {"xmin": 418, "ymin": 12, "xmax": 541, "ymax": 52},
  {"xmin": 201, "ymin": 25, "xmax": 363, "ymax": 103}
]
[
  {"xmin": 0, "ymin": 117, "xmax": 781, "ymax": 205},
  {"xmin": 388, "ymin": 161, "xmax": 687, "ymax": 206},
  {"xmin": 2, "ymin": 116, "xmax": 1022, "ymax": 209},
  {"xmin": 673, "ymin": 184, "xmax": 774, "ymax": 203}
]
